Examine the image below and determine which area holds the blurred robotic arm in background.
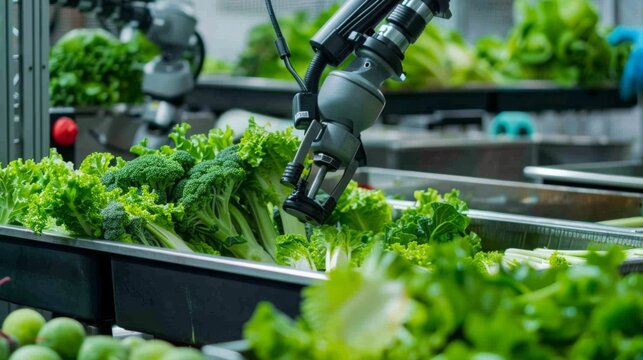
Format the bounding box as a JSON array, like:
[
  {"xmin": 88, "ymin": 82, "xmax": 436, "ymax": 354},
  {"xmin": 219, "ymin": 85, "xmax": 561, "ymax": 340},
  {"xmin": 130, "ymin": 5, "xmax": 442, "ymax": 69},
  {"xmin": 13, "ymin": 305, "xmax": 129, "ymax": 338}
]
[{"xmin": 52, "ymin": 0, "xmax": 204, "ymax": 148}]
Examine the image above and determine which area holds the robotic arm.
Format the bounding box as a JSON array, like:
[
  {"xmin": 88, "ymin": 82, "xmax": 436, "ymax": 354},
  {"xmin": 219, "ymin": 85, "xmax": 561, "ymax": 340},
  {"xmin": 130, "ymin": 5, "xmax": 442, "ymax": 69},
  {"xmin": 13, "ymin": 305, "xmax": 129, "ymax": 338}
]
[
  {"xmin": 128, "ymin": 1, "xmax": 199, "ymax": 148},
  {"xmin": 54, "ymin": 0, "xmax": 202, "ymax": 149},
  {"xmin": 280, "ymin": 0, "xmax": 452, "ymax": 225}
]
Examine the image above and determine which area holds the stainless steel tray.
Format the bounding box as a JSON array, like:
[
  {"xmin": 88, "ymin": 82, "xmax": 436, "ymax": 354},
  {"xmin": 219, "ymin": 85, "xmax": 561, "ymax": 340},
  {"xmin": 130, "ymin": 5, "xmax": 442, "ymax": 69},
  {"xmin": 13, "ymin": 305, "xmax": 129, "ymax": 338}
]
[
  {"xmin": 0, "ymin": 226, "xmax": 114, "ymax": 329},
  {"xmin": 525, "ymin": 160, "xmax": 643, "ymax": 193},
  {"xmin": 201, "ymin": 209, "xmax": 643, "ymax": 360},
  {"xmin": 2, "ymin": 209, "xmax": 642, "ymax": 345},
  {"xmin": 361, "ymin": 128, "xmax": 630, "ymax": 181},
  {"xmin": 0, "ymin": 225, "xmax": 324, "ymax": 345},
  {"xmin": 352, "ymin": 167, "xmax": 643, "ymax": 223},
  {"xmin": 111, "ymin": 209, "xmax": 643, "ymax": 344}
]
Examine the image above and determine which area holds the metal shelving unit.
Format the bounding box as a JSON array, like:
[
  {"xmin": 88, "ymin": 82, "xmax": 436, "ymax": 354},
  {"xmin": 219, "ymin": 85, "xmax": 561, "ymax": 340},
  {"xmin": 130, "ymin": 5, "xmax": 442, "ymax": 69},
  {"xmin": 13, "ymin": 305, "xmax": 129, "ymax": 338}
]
[{"xmin": 0, "ymin": 0, "xmax": 50, "ymax": 165}]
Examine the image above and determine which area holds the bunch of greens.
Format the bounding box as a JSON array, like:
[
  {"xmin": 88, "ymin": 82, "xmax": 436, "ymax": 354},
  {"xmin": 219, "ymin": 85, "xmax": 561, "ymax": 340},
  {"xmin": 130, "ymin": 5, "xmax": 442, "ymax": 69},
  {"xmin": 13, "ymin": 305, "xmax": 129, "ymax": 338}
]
[
  {"xmin": 0, "ymin": 113, "xmax": 487, "ymax": 272},
  {"xmin": 273, "ymin": 183, "xmax": 486, "ymax": 273},
  {"xmin": 234, "ymin": 4, "xmax": 340, "ymax": 80},
  {"xmin": 0, "ymin": 119, "xmax": 309, "ymax": 262},
  {"xmin": 245, "ymin": 241, "xmax": 643, "ymax": 359},
  {"xmin": 388, "ymin": 25, "xmax": 499, "ymax": 90},
  {"xmin": 232, "ymin": 0, "xmax": 629, "ymax": 89},
  {"xmin": 233, "ymin": 5, "xmax": 495, "ymax": 89},
  {"xmin": 49, "ymin": 28, "xmax": 159, "ymax": 107},
  {"xmin": 504, "ymin": 247, "xmax": 643, "ymax": 270},
  {"xmin": 201, "ymin": 57, "xmax": 234, "ymax": 76},
  {"xmin": 5, "ymin": 116, "xmax": 633, "ymax": 275},
  {"xmin": 476, "ymin": 0, "xmax": 631, "ymax": 86}
]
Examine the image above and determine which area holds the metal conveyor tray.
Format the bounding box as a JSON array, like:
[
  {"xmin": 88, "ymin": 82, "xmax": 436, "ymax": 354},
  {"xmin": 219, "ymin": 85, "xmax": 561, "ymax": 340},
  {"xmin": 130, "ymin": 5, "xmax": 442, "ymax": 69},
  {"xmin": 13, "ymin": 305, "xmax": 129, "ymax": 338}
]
[
  {"xmin": 524, "ymin": 160, "xmax": 643, "ymax": 193},
  {"xmin": 2, "ymin": 208, "xmax": 642, "ymax": 345},
  {"xmin": 0, "ymin": 226, "xmax": 114, "ymax": 326},
  {"xmin": 352, "ymin": 167, "xmax": 643, "ymax": 223},
  {"xmin": 104, "ymin": 211, "xmax": 643, "ymax": 344}
]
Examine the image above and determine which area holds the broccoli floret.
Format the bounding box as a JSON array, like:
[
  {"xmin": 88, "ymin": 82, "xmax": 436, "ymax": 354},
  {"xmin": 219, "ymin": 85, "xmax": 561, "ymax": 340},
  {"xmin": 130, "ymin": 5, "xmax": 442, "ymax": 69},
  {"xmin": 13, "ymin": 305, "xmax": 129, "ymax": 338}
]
[
  {"xmin": 178, "ymin": 155, "xmax": 274, "ymax": 263},
  {"xmin": 170, "ymin": 150, "xmax": 196, "ymax": 173},
  {"xmin": 275, "ymin": 234, "xmax": 317, "ymax": 271},
  {"xmin": 102, "ymin": 187, "xmax": 193, "ymax": 252},
  {"xmin": 104, "ymin": 154, "xmax": 185, "ymax": 203},
  {"xmin": 101, "ymin": 201, "xmax": 130, "ymax": 241},
  {"xmin": 329, "ymin": 181, "xmax": 392, "ymax": 233}
]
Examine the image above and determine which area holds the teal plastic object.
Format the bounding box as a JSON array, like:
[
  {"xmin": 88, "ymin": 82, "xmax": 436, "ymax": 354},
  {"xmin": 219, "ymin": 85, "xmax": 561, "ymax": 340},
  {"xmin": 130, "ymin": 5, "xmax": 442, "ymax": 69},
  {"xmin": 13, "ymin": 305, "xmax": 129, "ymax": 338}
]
[{"xmin": 489, "ymin": 112, "xmax": 534, "ymax": 139}]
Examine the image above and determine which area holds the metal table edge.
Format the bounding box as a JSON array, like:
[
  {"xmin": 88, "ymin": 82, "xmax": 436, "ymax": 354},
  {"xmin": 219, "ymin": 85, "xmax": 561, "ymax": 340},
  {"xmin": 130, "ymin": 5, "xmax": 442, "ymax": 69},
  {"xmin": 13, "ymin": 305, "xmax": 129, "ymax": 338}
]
[
  {"xmin": 0, "ymin": 225, "xmax": 326, "ymax": 286},
  {"xmin": 359, "ymin": 167, "xmax": 643, "ymax": 198},
  {"xmin": 524, "ymin": 166, "xmax": 643, "ymax": 190}
]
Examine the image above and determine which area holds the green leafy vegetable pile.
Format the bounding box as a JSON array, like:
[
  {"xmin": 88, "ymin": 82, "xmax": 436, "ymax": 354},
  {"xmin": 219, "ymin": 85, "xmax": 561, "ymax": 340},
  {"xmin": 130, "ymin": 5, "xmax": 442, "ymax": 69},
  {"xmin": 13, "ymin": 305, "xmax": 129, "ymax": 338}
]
[
  {"xmin": 229, "ymin": 0, "xmax": 629, "ymax": 89},
  {"xmin": 387, "ymin": 25, "xmax": 500, "ymax": 89},
  {"xmin": 1, "ymin": 118, "xmax": 639, "ymax": 273},
  {"xmin": 245, "ymin": 241, "xmax": 643, "ymax": 359},
  {"xmin": 49, "ymin": 29, "xmax": 159, "ymax": 107},
  {"xmin": 476, "ymin": 0, "xmax": 631, "ymax": 86},
  {"xmin": 234, "ymin": 5, "xmax": 340, "ymax": 81},
  {"xmin": 0, "ymin": 119, "xmax": 311, "ymax": 261},
  {"xmin": 0, "ymin": 116, "xmax": 487, "ymax": 270}
]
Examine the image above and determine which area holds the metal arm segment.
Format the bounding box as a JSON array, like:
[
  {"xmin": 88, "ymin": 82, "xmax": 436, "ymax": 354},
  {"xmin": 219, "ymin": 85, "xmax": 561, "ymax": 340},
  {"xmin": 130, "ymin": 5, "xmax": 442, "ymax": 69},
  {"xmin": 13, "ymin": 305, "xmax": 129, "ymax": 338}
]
[{"xmin": 282, "ymin": 0, "xmax": 452, "ymax": 225}]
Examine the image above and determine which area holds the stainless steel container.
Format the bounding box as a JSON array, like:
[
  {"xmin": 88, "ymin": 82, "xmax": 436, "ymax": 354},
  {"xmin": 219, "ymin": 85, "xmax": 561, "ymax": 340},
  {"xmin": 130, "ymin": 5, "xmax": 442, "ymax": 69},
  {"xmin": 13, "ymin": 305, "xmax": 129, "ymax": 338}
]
[
  {"xmin": 352, "ymin": 167, "xmax": 643, "ymax": 223},
  {"xmin": 3, "ymin": 207, "xmax": 642, "ymax": 345},
  {"xmin": 361, "ymin": 128, "xmax": 631, "ymax": 181},
  {"xmin": 524, "ymin": 160, "xmax": 643, "ymax": 193}
]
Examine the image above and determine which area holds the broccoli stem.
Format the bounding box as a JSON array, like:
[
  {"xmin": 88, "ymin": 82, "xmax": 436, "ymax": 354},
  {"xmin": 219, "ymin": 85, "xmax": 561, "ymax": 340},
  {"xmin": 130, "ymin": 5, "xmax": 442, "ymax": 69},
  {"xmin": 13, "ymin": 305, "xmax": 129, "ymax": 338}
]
[
  {"xmin": 241, "ymin": 189, "xmax": 279, "ymax": 257},
  {"xmin": 229, "ymin": 205, "xmax": 275, "ymax": 263},
  {"xmin": 144, "ymin": 221, "xmax": 193, "ymax": 252},
  {"xmin": 68, "ymin": 202, "xmax": 97, "ymax": 238}
]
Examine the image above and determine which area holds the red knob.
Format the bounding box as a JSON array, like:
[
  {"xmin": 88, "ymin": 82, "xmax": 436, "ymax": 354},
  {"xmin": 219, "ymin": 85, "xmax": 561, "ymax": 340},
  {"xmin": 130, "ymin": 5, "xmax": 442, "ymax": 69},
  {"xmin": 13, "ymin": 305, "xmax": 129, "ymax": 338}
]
[{"xmin": 52, "ymin": 116, "xmax": 78, "ymax": 146}]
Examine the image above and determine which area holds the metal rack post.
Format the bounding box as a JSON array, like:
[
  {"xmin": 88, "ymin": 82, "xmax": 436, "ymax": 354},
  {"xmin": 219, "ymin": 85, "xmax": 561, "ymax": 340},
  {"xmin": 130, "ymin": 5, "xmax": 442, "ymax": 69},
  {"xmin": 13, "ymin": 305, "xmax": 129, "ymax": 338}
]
[{"xmin": 0, "ymin": 0, "xmax": 49, "ymax": 165}]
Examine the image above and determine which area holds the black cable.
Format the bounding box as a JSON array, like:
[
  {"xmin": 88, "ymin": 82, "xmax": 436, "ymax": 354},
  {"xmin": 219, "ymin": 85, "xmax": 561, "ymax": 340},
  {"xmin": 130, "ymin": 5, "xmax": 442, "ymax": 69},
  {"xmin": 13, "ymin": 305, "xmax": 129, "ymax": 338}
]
[
  {"xmin": 191, "ymin": 32, "xmax": 206, "ymax": 80},
  {"xmin": 263, "ymin": 0, "xmax": 307, "ymax": 92},
  {"xmin": 304, "ymin": 52, "xmax": 327, "ymax": 94}
]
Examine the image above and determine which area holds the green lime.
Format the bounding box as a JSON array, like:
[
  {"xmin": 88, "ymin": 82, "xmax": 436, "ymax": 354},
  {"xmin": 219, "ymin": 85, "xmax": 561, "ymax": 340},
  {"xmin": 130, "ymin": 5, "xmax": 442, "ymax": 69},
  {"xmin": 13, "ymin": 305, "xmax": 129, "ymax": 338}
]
[
  {"xmin": 130, "ymin": 339, "xmax": 174, "ymax": 360},
  {"xmin": 9, "ymin": 345, "xmax": 61, "ymax": 360},
  {"xmin": 2, "ymin": 309, "xmax": 46, "ymax": 345},
  {"xmin": 77, "ymin": 336, "xmax": 126, "ymax": 360},
  {"xmin": 121, "ymin": 336, "xmax": 145, "ymax": 354},
  {"xmin": 36, "ymin": 317, "xmax": 86, "ymax": 360},
  {"xmin": 160, "ymin": 347, "xmax": 204, "ymax": 360}
]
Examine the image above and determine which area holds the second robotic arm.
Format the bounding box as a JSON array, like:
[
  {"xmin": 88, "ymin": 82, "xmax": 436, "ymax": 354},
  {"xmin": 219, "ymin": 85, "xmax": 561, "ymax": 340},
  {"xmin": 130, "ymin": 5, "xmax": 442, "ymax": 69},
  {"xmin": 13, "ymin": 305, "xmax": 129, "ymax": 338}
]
[{"xmin": 128, "ymin": 1, "xmax": 199, "ymax": 148}]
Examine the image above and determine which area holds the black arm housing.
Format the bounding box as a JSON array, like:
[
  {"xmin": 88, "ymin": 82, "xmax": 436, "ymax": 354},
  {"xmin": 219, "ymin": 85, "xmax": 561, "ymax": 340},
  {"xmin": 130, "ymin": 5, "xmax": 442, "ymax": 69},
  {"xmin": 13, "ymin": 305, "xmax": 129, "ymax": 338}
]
[{"xmin": 310, "ymin": 0, "xmax": 399, "ymax": 66}]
